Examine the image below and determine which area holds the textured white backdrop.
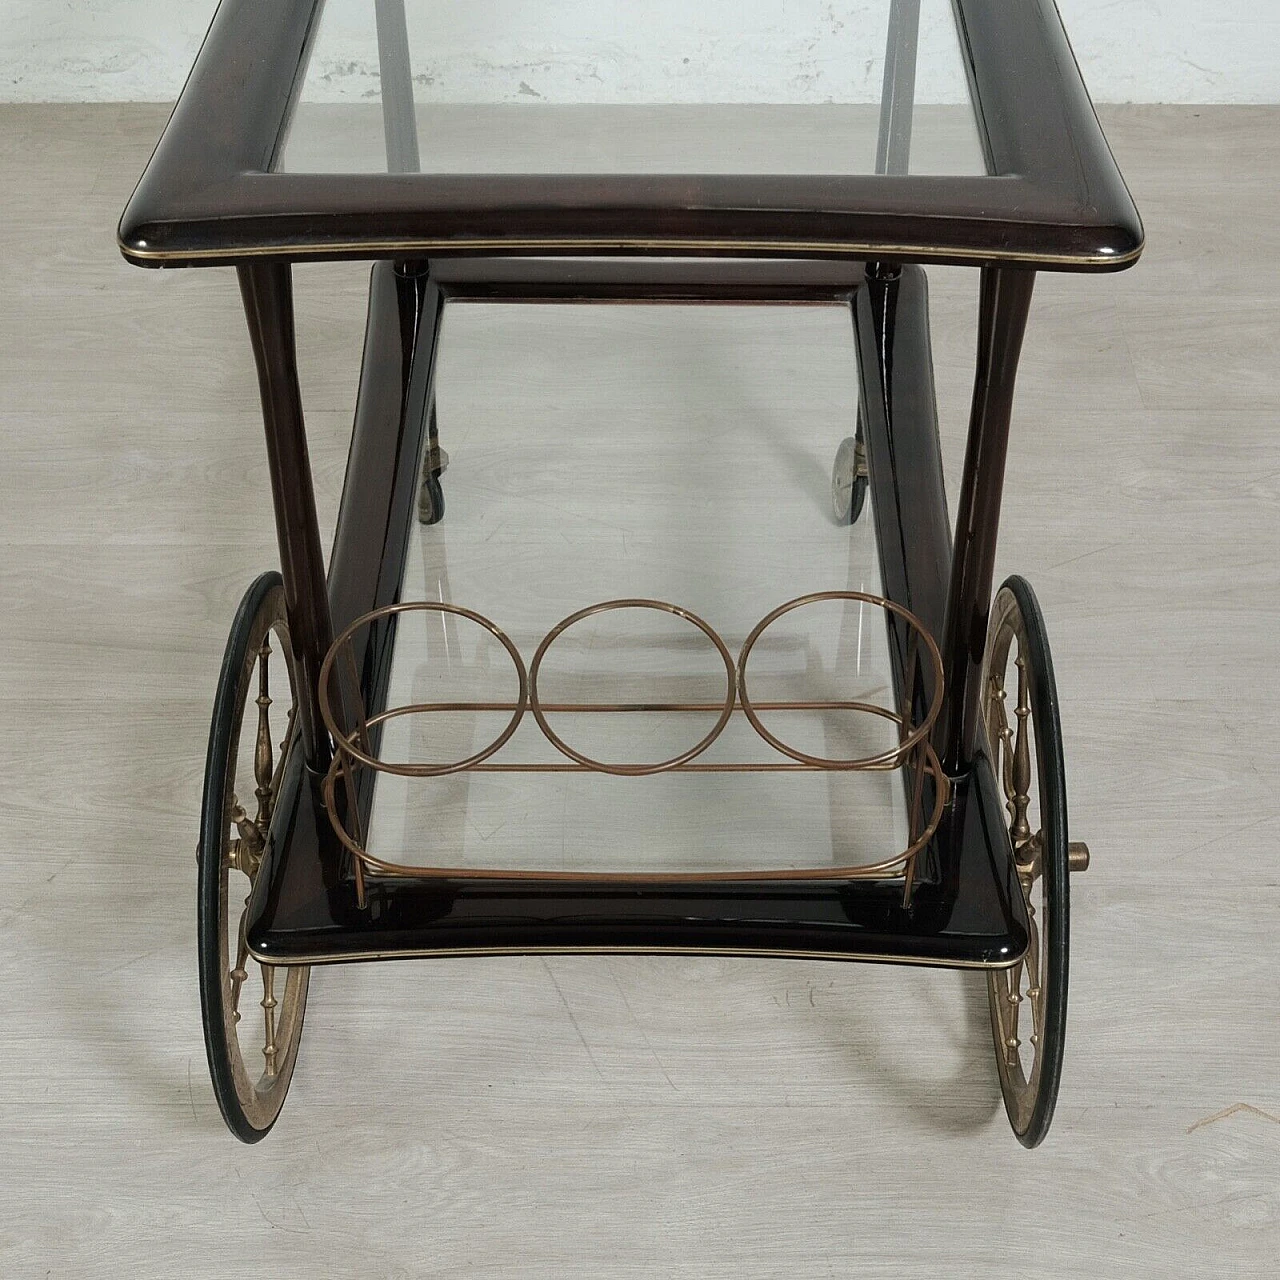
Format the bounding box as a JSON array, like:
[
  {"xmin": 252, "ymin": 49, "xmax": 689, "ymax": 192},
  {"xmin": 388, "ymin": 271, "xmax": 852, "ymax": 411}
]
[{"xmin": 0, "ymin": 0, "xmax": 1276, "ymax": 104}]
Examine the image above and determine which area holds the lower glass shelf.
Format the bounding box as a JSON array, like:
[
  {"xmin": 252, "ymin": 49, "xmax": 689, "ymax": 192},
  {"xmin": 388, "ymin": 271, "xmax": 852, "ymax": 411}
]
[
  {"xmin": 245, "ymin": 747, "xmax": 1026, "ymax": 970},
  {"xmin": 318, "ymin": 591, "xmax": 946, "ymax": 892}
]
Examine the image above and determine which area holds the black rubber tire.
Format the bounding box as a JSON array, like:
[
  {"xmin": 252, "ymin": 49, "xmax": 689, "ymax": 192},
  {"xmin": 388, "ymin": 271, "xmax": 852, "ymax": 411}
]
[
  {"xmin": 198, "ymin": 571, "xmax": 309, "ymax": 1142},
  {"xmin": 984, "ymin": 575, "xmax": 1070, "ymax": 1149},
  {"xmin": 419, "ymin": 474, "xmax": 445, "ymax": 525}
]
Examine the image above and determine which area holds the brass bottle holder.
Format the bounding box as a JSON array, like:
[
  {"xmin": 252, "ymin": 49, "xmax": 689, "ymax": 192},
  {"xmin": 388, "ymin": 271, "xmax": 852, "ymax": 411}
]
[{"xmin": 318, "ymin": 592, "xmax": 949, "ymax": 904}]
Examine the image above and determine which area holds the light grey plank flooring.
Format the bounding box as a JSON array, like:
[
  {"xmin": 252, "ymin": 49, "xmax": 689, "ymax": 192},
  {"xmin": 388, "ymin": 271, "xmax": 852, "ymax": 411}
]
[{"xmin": 0, "ymin": 104, "xmax": 1277, "ymax": 1278}]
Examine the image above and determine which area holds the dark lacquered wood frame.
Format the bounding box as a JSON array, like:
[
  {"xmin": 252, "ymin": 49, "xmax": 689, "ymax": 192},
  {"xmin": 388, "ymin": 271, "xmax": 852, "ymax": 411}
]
[
  {"xmin": 118, "ymin": 0, "xmax": 1140, "ymax": 271},
  {"xmin": 120, "ymin": 0, "xmax": 1142, "ymax": 969},
  {"xmin": 234, "ymin": 256, "xmax": 1036, "ymax": 968}
]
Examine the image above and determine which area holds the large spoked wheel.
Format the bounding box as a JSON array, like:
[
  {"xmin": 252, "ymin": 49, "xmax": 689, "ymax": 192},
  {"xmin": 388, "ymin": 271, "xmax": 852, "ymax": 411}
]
[
  {"xmin": 198, "ymin": 572, "xmax": 310, "ymax": 1142},
  {"xmin": 982, "ymin": 576, "xmax": 1088, "ymax": 1148}
]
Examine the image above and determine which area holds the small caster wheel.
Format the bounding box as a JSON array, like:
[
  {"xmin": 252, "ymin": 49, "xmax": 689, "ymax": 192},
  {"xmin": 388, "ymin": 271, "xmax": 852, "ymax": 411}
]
[
  {"xmin": 199, "ymin": 572, "xmax": 309, "ymax": 1141},
  {"xmin": 418, "ymin": 474, "xmax": 445, "ymax": 525},
  {"xmin": 982, "ymin": 575, "xmax": 1087, "ymax": 1149},
  {"xmin": 417, "ymin": 405, "xmax": 447, "ymax": 526},
  {"xmin": 831, "ymin": 426, "xmax": 869, "ymax": 526}
]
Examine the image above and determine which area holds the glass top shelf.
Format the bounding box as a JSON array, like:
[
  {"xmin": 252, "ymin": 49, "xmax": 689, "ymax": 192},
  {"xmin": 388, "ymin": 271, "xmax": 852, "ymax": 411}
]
[{"xmin": 278, "ymin": 0, "xmax": 986, "ymax": 177}]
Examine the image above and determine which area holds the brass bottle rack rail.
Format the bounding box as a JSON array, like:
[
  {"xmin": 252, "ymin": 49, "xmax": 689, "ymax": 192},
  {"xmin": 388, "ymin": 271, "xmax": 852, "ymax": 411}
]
[{"xmin": 318, "ymin": 592, "xmax": 948, "ymax": 899}]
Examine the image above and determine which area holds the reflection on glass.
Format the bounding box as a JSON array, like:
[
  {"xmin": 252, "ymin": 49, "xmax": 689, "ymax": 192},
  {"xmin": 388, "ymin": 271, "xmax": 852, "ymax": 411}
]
[
  {"xmin": 278, "ymin": 0, "xmax": 985, "ymax": 176},
  {"xmin": 361, "ymin": 303, "xmax": 915, "ymax": 876}
]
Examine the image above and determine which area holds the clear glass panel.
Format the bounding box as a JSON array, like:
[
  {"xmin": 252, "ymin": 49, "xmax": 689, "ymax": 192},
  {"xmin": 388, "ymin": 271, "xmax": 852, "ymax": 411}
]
[
  {"xmin": 361, "ymin": 303, "xmax": 918, "ymax": 876},
  {"xmin": 279, "ymin": 0, "xmax": 984, "ymax": 175}
]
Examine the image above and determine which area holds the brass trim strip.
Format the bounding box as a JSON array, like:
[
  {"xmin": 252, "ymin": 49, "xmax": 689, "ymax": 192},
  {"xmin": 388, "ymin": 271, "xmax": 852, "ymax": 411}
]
[
  {"xmin": 247, "ymin": 941, "xmax": 1027, "ymax": 970},
  {"xmin": 119, "ymin": 233, "xmax": 1143, "ymax": 271}
]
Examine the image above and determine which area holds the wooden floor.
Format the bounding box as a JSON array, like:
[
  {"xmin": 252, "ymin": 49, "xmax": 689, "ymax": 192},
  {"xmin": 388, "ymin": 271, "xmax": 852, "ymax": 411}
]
[{"xmin": 2, "ymin": 105, "xmax": 1278, "ymax": 1277}]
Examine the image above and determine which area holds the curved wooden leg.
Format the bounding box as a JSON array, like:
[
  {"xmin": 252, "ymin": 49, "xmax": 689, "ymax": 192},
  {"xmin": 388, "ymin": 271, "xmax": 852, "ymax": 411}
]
[
  {"xmin": 936, "ymin": 266, "xmax": 1036, "ymax": 773},
  {"xmin": 237, "ymin": 262, "xmax": 334, "ymax": 770}
]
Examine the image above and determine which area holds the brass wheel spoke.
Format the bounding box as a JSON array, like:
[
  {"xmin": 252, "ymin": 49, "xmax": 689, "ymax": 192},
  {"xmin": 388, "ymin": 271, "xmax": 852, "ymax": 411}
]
[
  {"xmin": 998, "ymin": 962, "xmax": 1024, "ymax": 1069},
  {"xmin": 1009, "ymin": 653, "xmax": 1033, "ymax": 845},
  {"xmin": 1022, "ymin": 857, "xmax": 1044, "ymax": 1057},
  {"xmin": 269, "ymin": 705, "xmax": 297, "ymax": 796},
  {"xmin": 1022, "ymin": 908, "xmax": 1039, "ymax": 1015},
  {"xmin": 988, "ymin": 671, "xmax": 1015, "ymax": 809},
  {"xmin": 253, "ymin": 641, "xmax": 275, "ymax": 833},
  {"xmin": 260, "ymin": 964, "xmax": 280, "ymax": 1078},
  {"xmin": 228, "ymin": 792, "xmax": 263, "ymax": 879},
  {"xmin": 229, "ymin": 896, "xmax": 250, "ymax": 1025}
]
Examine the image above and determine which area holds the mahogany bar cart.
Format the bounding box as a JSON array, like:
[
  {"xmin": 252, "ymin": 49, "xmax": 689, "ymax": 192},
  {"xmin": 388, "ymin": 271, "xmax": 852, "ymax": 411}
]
[{"xmin": 119, "ymin": 0, "xmax": 1142, "ymax": 1144}]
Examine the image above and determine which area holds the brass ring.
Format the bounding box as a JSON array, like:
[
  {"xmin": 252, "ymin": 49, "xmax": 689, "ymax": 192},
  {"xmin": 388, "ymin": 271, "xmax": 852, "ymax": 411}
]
[
  {"xmin": 318, "ymin": 601, "xmax": 528, "ymax": 778},
  {"xmin": 321, "ymin": 714, "xmax": 948, "ymax": 882},
  {"xmin": 737, "ymin": 591, "xmax": 944, "ymax": 770},
  {"xmin": 528, "ymin": 599, "xmax": 737, "ymax": 776}
]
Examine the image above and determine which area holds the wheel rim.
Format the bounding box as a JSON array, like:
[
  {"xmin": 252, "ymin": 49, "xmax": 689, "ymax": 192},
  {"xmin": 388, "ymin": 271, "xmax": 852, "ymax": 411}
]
[
  {"xmin": 982, "ymin": 581, "xmax": 1068, "ymax": 1146},
  {"xmin": 203, "ymin": 581, "xmax": 309, "ymax": 1135}
]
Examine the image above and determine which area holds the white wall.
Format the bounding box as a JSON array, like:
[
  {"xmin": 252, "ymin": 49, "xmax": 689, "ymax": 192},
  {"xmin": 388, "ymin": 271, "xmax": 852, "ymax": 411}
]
[{"xmin": 0, "ymin": 0, "xmax": 1276, "ymax": 104}]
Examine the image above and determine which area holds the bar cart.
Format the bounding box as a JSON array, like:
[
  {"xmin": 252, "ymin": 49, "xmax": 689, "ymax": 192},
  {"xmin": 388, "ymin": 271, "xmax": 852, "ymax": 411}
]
[{"xmin": 119, "ymin": 0, "xmax": 1142, "ymax": 1145}]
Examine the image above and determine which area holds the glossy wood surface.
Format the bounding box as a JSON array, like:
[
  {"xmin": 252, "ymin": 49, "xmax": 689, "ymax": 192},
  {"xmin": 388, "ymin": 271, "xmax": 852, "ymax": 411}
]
[
  {"xmin": 853, "ymin": 265, "xmax": 951, "ymax": 694},
  {"xmin": 936, "ymin": 266, "xmax": 1036, "ymax": 770},
  {"xmin": 432, "ymin": 255, "xmax": 869, "ymax": 303},
  {"xmin": 5, "ymin": 103, "xmax": 1278, "ymax": 1275},
  {"xmin": 241, "ymin": 256, "xmax": 1028, "ymax": 965},
  {"xmin": 116, "ymin": 0, "xmax": 1142, "ymax": 270},
  {"xmin": 248, "ymin": 748, "xmax": 1026, "ymax": 967},
  {"xmin": 238, "ymin": 263, "xmax": 335, "ymax": 766},
  {"xmin": 120, "ymin": 0, "xmax": 1142, "ymax": 979}
]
